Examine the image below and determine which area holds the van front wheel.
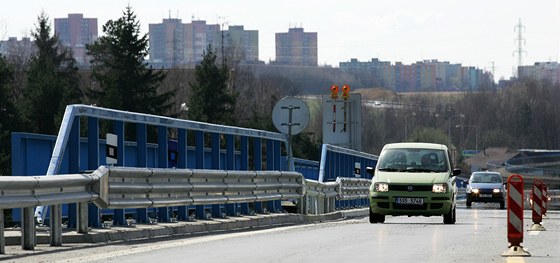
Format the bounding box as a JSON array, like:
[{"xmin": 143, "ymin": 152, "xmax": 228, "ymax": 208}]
[
  {"xmin": 369, "ymin": 209, "xmax": 385, "ymax": 224},
  {"xmin": 443, "ymin": 206, "xmax": 456, "ymax": 224}
]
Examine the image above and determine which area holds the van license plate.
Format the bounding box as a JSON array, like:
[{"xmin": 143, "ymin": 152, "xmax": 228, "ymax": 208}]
[{"xmin": 395, "ymin": 197, "xmax": 423, "ymax": 205}]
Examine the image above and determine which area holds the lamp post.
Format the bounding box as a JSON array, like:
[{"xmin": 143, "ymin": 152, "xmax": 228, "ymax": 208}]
[
  {"xmin": 404, "ymin": 112, "xmax": 416, "ymax": 141},
  {"xmin": 456, "ymin": 124, "xmax": 479, "ymax": 152},
  {"xmin": 448, "ymin": 114, "xmax": 464, "ymax": 146}
]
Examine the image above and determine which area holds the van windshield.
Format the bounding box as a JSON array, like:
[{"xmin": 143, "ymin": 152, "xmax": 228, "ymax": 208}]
[{"xmin": 377, "ymin": 148, "xmax": 448, "ymax": 173}]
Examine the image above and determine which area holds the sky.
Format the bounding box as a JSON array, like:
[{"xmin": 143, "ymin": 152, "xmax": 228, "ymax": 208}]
[{"xmin": 2, "ymin": 0, "xmax": 560, "ymax": 81}]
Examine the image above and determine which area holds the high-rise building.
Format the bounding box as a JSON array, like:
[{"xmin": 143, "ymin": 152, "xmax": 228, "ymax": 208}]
[
  {"xmin": 275, "ymin": 27, "xmax": 317, "ymax": 66},
  {"xmin": 213, "ymin": 25, "xmax": 259, "ymax": 64},
  {"xmin": 149, "ymin": 19, "xmax": 251, "ymax": 68},
  {"xmin": 54, "ymin": 14, "xmax": 98, "ymax": 67},
  {"xmin": 149, "ymin": 18, "xmax": 186, "ymax": 68}
]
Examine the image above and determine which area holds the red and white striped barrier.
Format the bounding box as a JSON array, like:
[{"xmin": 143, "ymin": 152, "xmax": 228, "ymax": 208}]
[
  {"xmin": 529, "ymin": 179, "xmax": 546, "ymax": 231},
  {"xmin": 502, "ymin": 174, "xmax": 530, "ymax": 257},
  {"xmin": 543, "ymin": 185, "xmax": 548, "ymax": 217}
]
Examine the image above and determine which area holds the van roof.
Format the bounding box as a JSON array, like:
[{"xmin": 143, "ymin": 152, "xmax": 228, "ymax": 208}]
[{"xmin": 382, "ymin": 142, "xmax": 448, "ymax": 151}]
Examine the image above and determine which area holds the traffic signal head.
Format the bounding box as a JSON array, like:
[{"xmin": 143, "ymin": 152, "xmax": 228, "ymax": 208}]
[
  {"xmin": 330, "ymin": 85, "xmax": 339, "ymax": 99},
  {"xmin": 342, "ymin": 84, "xmax": 350, "ymax": 99}
]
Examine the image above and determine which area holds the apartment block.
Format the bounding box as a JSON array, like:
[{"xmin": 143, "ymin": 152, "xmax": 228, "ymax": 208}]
[
  {"xmin": 149, "ymin": 19, "xmax": 259, "ymax": 68},
  {"xmin": 518, "ymin": 62, "xmax": 560, "ymax": 85},
  {"xmin": 54, "ymin": 14, "xmax": 98, "ymax": 67},
  {"xmin": 275, "ymin": 27, "xmax": 317, "ymax": 66},
  {"xmin": 340, "ymin": 58, "xmax": 483, "ymax": 92},
  {"xmin": 213, "ymin": 25, "xmax": 259, "ymax": 64}
]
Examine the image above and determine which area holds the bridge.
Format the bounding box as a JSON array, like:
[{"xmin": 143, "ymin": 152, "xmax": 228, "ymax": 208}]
[
  {"xmin": 1, "ymin": 104, "xmax": 377, "ymax": 253},
  {"xmin": 1, "ymin": 104, "xmax": 560, "ymax": 261}
]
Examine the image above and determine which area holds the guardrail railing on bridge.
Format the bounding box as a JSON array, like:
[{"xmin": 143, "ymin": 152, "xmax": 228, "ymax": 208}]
[
  {"xmin": 0, "ymin": 166, "xmax": 371, "ymax": 253},
  {"xmin": 31, "ymin": 104, "xmax": 291, "ymax": 227},
  {"xmin": 1, "ymin": 166, "xmax": 306, "ymax": 252}
]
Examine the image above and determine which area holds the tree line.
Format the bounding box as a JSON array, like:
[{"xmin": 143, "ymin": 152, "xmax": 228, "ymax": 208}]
[{"xmin": 2, "ymin": 6, "xmax": 559, "ymax": 175}]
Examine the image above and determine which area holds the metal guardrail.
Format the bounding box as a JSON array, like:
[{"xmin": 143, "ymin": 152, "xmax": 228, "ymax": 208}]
[
  {"xmin": 36, "ymin": 104, "xmax": 291, "ymax": 224},
  {"xmin": 97, "ymin": 167, "xmax": 303, "ymax": 209},
  {"xmin": 0, "ymin": 166, "xmax": 303, "ymax": 253},
  {"xmin": 301, "ymin": 177, "xmax": 372, "ymax": 214},
  {"xmin": 0, "ymin": 167, "xmax": 371, "ymax": 253},
  {"xmin": 0, "ymin": 169, "xmax": 107, "ymax": 253},
  {"xmin": 0, "ymin": 174, "xmax": 101, "ymax": 209},
  {"xmin": 302, "ymin": 179, "xmax": 338, "ymax": 215},
  {"xmin": 336, "ymin": 177, "xmax": 370, "ymax": 200}
]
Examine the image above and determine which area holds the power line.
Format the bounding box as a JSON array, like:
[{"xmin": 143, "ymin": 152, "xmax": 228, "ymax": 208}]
[{"xmin": 513, "ymin": 18, "xmax": 527, "ymax": 77}]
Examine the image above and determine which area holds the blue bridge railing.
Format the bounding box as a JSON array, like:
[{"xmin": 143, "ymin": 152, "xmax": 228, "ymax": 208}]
[
  {"xmin": 17, "ymin": 104, "xmax": 290, "ymax": 227},
  {"xmin": 10, "ymin": 105, "xmax": 379, "ymax": 226}
]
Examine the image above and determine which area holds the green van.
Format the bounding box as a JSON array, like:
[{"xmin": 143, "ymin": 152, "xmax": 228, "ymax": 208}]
[{"xmin": 367, "ymin": 142, "xmax": 461, "ymax": 224}]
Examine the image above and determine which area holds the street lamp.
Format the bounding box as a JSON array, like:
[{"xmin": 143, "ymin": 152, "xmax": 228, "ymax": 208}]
[
  {"xmin": 435, "ymin": 113, "xmax": 465, "ymax": 146},
  {"xmin": 456, "ymin": 124, "xmax": 479, "ymax": 152},
  {"xmin": 404, "ymin": 112, "xmax": 416, "ymax": 141}
]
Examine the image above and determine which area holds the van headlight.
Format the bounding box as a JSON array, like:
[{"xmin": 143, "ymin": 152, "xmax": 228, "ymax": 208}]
[
  {"xmin": 374, "ymin": 182, "xmax": 389, "ymax": 192},
  {"xmin": 432, "ymin": 183, "xmax": 447, "ymax": 193}
]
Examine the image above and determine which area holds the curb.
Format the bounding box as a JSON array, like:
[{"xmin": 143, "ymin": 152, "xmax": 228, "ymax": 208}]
[{"xmin": 4, "ymin": 209, "xmax": 368, "ymax": 246}]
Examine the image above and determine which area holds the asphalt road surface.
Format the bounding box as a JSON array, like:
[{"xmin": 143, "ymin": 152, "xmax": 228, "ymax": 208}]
[{"xmin": 4, "ymin": 204, "xmax": 559, "ymax": 263}]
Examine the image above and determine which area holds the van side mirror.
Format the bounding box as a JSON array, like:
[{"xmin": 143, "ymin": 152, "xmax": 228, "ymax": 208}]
[
  {"xmin": 452, "ymin": 168, "xmax": 461, "ymax": 176},
  {"xmin": 366, "ymin": 167, "xmax": 375, "ymax": 177}
]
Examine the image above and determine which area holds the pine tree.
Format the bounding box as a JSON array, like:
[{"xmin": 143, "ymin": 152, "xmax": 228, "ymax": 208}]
[
  {"xmin": 86, "ymin": 6, "xmax": 174, "ymax": 116},
  {"xmin": 21, "ymin": 12, "xmax": 82, "ymax": 135},
  {"xmin": 0, "ymin": 55, "xmax": 19, "ymax": 175},
  {"xmin": 188, "ymin": 45, "xmax": 236, "ymax": 125}
]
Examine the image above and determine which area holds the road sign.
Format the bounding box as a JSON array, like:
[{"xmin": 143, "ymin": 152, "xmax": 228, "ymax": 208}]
[{"xmin": 272, "ymin": 97, "xmax": 310, "ymax": 135}]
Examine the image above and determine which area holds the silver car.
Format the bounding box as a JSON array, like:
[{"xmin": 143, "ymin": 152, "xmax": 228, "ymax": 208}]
[{"xmin": 465, "ymin": 171, "xmax": 505, "ymax": 209}]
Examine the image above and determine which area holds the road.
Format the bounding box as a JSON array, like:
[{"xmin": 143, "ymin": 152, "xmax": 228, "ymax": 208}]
[{"xmin": 3, "ymin": 204, "xmax": 559, "ymax": 263}]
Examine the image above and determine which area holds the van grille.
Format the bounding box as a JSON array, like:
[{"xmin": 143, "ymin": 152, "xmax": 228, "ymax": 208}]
[{"xmin": 389, "ymin": 184, "xmax": 432, "ymax": 192}]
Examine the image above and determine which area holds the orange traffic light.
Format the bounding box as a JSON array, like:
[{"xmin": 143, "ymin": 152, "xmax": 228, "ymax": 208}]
[
  {"xmin": 330, "ymin": 85, "xmax": 339, "ymax": 99},
  {"xmin": 342, "ymin": 84, "xmax": 350, "ymax": 99}
]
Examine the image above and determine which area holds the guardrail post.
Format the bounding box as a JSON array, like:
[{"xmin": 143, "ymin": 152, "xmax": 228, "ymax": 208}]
[
  {"xmin": 136, "ymin": 123, "xmax": 149, "ymax": 224},
  {"xmin": 195, "ymin": 131, "xmax": 207, "ymax": 220},
  {"xmin": 22, "ymin": 207, "xmax": 35, "ymax": 250},
  {"xmin": 77, "ymin": 202, "xmax": 88, "ymax": 234},
  {"xmin": 325, "ymin": 196, "xmax": 333, "ymax": 213},
  {"xmin": 1, "ymin": 209, "xmax": 5, "ymax": 254},
  {"xmin": 113, "ymin": 120, "xmax": 127, "ymax": 226},
  {"xmin": 210, "ymin": 133, "xmax": 224, "ymax": 219},
  {"xmin": 50, "ymin": 204, "xmax": 62, "ymax": 246},
  {"xmin": 177, "ymin": 128, "xmax": 189, "ymax": 221},
  {"xmin": 300, "ymin": 195, "xmax": 309, "ymax": 215},
  {"xmin": 265, "ymin": 139, "xmax": 277, "ymax": 213},
  {"xmin": 273, "ymin": 140, "xmax": 282, "ymax": 212},
  {"xmin": 87, "ymin": 116, "xmax": 101, "ymax": 228},
  {"xmin": 157, "ymin": 126, "xmax": 171, "ymax": 223},
  {"xmin": 317, "ymin": 195, "xmax": 325, "ymax": 214},
  {"xmin": 225, "ymin": 134, "xmax": 238, "ymax": 217},
  {"xmin": 239, "ymin": 136, "xmax": 250, "ymax": 215},
  {"xmin": 67, "ymin": 116, "xmax": 80, "ymax": 229}
]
